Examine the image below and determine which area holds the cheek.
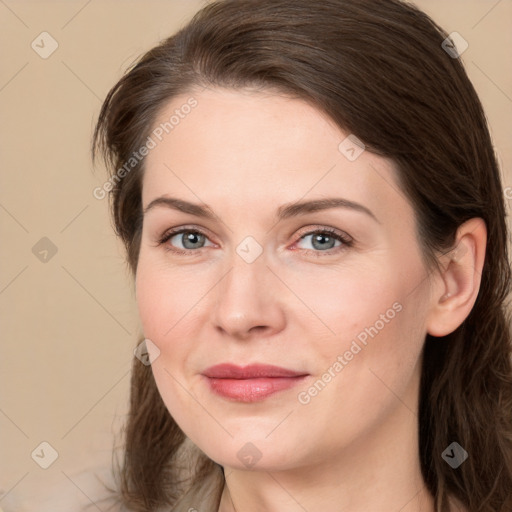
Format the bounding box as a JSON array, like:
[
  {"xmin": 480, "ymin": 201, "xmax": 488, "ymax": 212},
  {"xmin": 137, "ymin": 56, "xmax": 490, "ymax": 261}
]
[
  {"xmin": 282, "ymin": 262, "xmax": 405, "ymax": 352},
  {"xmin": 135, "ymin": 266, "xmax": 167, "ymax": 339},
  {"xmin": 289, "ymin": 256, "xmax": 428, "ymax": 393},
  {"xmin": 135, "ymin": 252, "xmax": 196, "ymax": 342},
  {"xmin": 134, "ymin": 251, "xmax": 213, "ymax": 401},
  {"xmin": 292, "ymin": 298, "xmax": 425, "ymax": 451},
  {"xmin": 135, "ymin": 259, "xmax": 202, "ymax": 429}
]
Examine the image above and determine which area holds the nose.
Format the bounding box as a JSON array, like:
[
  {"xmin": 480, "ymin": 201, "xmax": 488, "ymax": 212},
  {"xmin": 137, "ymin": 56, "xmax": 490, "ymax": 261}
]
[{"xmin": 211, "ymin": 249, "xmax": 286, "ymax": 340}]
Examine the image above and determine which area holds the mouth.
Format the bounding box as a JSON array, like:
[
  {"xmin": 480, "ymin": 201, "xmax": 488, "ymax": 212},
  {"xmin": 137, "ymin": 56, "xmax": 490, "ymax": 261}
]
[{"xmin": 201, "ymin": 363, "xmax": 309, "ymax": 402}]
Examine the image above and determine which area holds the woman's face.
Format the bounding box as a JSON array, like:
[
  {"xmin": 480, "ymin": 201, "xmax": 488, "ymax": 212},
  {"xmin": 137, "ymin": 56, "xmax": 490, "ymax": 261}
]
[{"xmin": 136, "ymin": 87, "xmax": 434, "ymax": 471}]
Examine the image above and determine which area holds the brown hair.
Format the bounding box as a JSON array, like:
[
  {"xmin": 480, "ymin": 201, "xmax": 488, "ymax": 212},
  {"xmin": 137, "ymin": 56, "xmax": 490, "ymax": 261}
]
[{"xmin": 92, "ymin": 0, "xmax": 512, "ymax": 510}]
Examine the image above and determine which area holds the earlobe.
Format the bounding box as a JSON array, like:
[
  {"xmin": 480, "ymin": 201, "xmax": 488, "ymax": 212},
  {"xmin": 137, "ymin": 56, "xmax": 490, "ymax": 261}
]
[{"xmin": 426, "ymin": 218, "xmax": 487, "ymax": 338}]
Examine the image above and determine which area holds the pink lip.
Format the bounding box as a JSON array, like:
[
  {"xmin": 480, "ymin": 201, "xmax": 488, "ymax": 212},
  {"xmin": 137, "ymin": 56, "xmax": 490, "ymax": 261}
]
[{"xmin": 202, "ymin": 364, "xmax": 309, "ymax": 402}]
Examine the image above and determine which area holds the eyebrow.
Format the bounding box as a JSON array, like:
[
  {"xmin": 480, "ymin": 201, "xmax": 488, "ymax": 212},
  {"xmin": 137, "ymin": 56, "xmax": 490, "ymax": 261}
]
[{"xmin": 143, "ymin": 196, "xmax": 380, "ymax": 223}]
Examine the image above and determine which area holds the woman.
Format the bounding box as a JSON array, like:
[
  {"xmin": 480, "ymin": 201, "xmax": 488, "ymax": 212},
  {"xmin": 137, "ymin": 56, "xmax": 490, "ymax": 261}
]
[{"xmin": 93, "ymin": 0, "xmax": 512, "ymax": 510}]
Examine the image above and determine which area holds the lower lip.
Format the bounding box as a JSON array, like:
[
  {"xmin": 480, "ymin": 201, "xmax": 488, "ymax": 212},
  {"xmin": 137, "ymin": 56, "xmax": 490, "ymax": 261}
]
[{"xmin": 204, "ymin": 376, "xmax": 308, "ymax": 402}]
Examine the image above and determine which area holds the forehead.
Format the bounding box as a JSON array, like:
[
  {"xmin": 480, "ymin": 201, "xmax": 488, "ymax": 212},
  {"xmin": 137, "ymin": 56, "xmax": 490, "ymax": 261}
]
[
  {"xmin": 142, "ymin": 87, "xmax": 405, "ymax": 222},
  {"xmin": 146, "ymin": 87, "xmax": 340, "ymax": 169}
]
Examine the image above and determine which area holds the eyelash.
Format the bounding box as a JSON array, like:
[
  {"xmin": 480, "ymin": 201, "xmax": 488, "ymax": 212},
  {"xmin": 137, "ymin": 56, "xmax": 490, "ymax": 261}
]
[{"xmin": 156, "ymin": 225, "xmax": 353, "ymax": 257}]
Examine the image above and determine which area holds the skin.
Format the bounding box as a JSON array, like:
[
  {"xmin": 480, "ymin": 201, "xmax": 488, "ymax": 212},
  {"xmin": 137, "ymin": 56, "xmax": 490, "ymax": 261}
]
[{"xmin": 135, "ymin": 87, "xmax": 485, "ymax": 512}]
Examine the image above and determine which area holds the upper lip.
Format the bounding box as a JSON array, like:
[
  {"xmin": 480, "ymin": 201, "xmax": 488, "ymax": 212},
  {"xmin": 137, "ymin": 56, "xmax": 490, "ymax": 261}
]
[{"xmin": 202, "ymin": 363, "xmax": 308, "ymax": 379}]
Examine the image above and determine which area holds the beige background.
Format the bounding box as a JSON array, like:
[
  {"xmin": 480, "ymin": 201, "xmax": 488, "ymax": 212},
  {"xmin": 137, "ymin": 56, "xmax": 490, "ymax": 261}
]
[{"xmin": 0, "ymin": 1, "xmax": 511, "ymax": 510}]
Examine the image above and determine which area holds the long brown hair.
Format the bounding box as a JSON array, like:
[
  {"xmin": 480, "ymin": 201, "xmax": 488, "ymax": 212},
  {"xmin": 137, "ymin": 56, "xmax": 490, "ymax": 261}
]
[{"xmin": 92, "ymin": 1, "xmax": 512, "ymax": 510}]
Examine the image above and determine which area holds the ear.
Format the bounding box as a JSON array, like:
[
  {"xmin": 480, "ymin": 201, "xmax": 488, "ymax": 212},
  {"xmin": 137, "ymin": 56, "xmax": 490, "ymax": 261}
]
[{"xmin": 426, "ymin": 217, "xmax": 487, "ymax": 337}]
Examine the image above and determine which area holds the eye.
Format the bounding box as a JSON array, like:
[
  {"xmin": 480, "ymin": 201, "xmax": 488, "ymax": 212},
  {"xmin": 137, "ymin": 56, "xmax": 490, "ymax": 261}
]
[
  {"xmin": 157, "ymin": 227, "xmax": 214, "ymax": 255},
  {"xmin": 293, "ymin": 227, "xmax": 353, "ymax": 256}
]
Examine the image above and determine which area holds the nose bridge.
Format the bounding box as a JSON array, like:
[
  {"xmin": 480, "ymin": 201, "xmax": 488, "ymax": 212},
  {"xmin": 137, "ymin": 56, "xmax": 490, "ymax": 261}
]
[
  {"xmin": 212, "ymin": 238, "xmax": 283, "ymax": 337},
  {"xmin": 220, "ymin": 240, "xmax": 268, "ymax": 306}
]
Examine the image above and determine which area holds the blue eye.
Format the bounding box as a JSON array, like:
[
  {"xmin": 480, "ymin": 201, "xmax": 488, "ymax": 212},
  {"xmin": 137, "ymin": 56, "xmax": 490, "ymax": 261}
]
[
  {"xmin": 294, "ymin": 228, "xmax": 353, "ymax": 256},
  {"xmin": 158, "ymin": 229, "xmax": 213, "ymax": 255},
  {"xmin": 298, "ymin": 231, "xmax": 341, "ymax": 250},
  {"xmin": 157, "ymin": 226, "xmax": 353, "ymax": 257}
]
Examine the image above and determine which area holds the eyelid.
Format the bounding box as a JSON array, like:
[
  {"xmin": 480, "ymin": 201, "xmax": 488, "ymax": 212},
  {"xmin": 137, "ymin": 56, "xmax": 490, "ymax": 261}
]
[{"xmin": 294, "ymin": 225, "xmax": 352, "ymax": 243}]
